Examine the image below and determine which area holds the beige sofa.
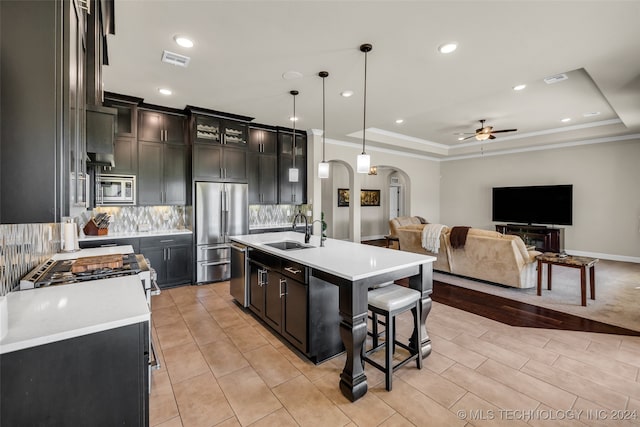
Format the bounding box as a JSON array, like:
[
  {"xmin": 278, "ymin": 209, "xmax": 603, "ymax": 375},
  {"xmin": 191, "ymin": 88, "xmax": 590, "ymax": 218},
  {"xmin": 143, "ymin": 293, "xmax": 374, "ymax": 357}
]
[{"xmin": 395, "ymin": 223, "xmax": 541, "ymax": 288}]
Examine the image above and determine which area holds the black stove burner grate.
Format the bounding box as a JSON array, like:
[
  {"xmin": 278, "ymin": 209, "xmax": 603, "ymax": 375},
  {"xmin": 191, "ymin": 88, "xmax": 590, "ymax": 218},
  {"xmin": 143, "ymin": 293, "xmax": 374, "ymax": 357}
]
[{"xmin": 36, "ymin": 253, "xmax": 142, "ymax": 287}]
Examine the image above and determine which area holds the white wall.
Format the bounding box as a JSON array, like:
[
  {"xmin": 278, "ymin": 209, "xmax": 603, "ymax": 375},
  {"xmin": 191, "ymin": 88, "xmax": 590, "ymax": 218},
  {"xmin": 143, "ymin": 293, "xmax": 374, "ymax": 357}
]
[
  {"xmin": 440, "ymin": 139, "xmax": 640, "ymax": 260},
  {"xmin": 318, "ymin": 140, "xmax": 441, "ymax": 239}
]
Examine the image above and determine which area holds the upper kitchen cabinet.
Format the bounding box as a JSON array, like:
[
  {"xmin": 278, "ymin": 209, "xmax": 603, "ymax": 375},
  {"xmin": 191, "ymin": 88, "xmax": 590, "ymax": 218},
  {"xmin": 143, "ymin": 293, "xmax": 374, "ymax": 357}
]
[
  {"xmin": 187, "ymin": 107, "xmax": 253, "ymax": 182},
  {"xmin": 277, "ymin": 129, "xmax": 307, "ymax": 205},
  {"xmin": 137, "ymin": 105, "xmax": 188, "ymax": 205},
  {"xmin": 0, "ymin": 0, "xmax": 101, "ymax": 223},
  {"xmin": 103, "ymin": 92, "xmax": 142, "ymax": 139},
  {"xmin": 248, "ymin": 126, "xmax": 278, "ymax": 204},
  {"xmin": 190, "ymin": 110, "xmax": 249, "ymax": 147},
  {"xmin": 85, "ymin": 0, "xmax": 114, "ymax": 106},
  {"xmin": 138, "ymin": 108, "xmax": 186, "ymax": 144},
  {"xmin": 138, "ymin": 142, "xmax": 189, "ymax": 205}
]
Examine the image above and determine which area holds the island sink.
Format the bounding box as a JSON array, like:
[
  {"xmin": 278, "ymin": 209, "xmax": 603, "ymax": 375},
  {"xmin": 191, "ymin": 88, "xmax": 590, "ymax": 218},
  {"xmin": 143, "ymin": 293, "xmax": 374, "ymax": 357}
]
[{"xmin": 263, "ymin": 241, "xmax": 313, "ymax": 251}]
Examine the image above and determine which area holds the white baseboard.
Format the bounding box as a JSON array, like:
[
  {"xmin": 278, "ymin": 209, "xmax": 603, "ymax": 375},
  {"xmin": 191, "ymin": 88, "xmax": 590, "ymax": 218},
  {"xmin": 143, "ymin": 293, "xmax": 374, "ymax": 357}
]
[{"xmin": 565, "ymin": 249, "xmax": 640, "ymax": 264}]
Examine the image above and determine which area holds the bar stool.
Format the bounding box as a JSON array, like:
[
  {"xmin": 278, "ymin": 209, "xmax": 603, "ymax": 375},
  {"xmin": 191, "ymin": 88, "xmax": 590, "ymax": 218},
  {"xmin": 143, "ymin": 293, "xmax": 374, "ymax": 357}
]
[{"xmin": 364, "ymin": 284, "xmax": 422, "ymax": 391}]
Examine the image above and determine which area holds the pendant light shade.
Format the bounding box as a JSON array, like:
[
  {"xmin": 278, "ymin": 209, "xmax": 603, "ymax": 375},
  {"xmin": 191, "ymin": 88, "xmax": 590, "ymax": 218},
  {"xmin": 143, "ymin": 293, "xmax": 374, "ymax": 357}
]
[
  {"xmin": 318, "ymin": 71, "xmax": 330, "ymax": 179},
  {"xmin": 357, "ymin": 43, "xmax": 372, "ymax": 174},
  {"xmin": 318, "ymin": 161, "xmax": 330, "ymax": 179},
  {"xmin": 288, "ymin": 90, "xmax": 299, "ymax": 182},
  {"xmin": 357, "ymin": 154, "xmax": 370, "ymax": 174}
]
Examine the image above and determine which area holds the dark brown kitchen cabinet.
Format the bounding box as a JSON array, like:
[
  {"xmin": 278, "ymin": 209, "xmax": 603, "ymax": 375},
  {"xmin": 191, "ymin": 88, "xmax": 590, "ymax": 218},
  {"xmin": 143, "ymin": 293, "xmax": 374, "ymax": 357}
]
[
  {"xmin": 192, "ymin": 142, "xmax": 248, "ymax": 182},
  {"xmin": 246, "ymin": 249, "xmax": 341, "ymax": 363},
  {"xmin": 1, "ymin": 0, "xmax": 84, "ymax": 222},
  {"xmin": 278, "ymin": 130, "xmax": 307, "ymax": 204},
  {"xmin": 0, "ymin": 0, "xmax": 111, "ymax": 223},
  {"xmin": 1, "ymin": 322, "xmax": 149, "ymax": 426},
  {"xmin": 103, "ymin": 93, "xmax": 142, "ymax": 139},
  {"xmin": 86, "ymin": 0, "xmax": 114, "ymax": 106},
  {"xmin": 192, "ymin": 113, "xmax": 249, "ymax": 146},
  {"xmin": 111, "ymin": 137, "xmax": 138, "ymax": 175},
  {"xmin": 138, "ymin": 141, "xmax": 188, "ymax": 205},
  {"xmin": 140, "ymin": 234, "xmax": 192, "ymax": 288},
  {"xmin": 139, "ymin": 110, "xmax": 185, "ymax": 144},
  {"xmin": 248, "ymin": 128, "xmax": 278, "ymax": 204}
]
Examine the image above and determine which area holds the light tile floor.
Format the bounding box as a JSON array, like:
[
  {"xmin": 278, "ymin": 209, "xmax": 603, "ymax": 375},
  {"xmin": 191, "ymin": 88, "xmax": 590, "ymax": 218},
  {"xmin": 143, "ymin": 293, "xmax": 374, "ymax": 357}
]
[{"xmin": 150, "ymin": 281, "xmax": 640, "ymax": 427}]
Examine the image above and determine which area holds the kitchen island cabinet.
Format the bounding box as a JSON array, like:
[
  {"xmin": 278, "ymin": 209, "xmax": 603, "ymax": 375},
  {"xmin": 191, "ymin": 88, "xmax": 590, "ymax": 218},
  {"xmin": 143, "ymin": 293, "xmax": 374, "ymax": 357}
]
[
  {"xmin": 0, "ymin": 277, "xmax": 150, "ymax": 426},
  {"xmin": 248, "ymin": 249, "xmax": 341, "ymax": 363},
  {"xmin": 231, "ymin": 231, "xmax": 435, "ymax": 402}
]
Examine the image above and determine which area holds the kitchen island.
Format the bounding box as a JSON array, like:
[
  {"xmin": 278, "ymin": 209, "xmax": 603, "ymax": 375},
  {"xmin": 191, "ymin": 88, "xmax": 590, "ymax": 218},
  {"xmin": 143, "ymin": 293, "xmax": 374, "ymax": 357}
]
[{"xmin": 230, "ymin": 231, "xmax": 436, "ymax": 402}]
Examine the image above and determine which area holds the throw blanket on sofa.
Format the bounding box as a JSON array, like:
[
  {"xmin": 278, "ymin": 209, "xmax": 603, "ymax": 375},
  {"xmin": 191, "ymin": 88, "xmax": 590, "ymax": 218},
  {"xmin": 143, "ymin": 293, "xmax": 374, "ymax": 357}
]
[
  {"xmin": 421, "ymin": 223, "xmax": 446, "ymax": 253},
  {"xmin": 450, "ymin": 226, "xmax": 471, "ymax": 249}
]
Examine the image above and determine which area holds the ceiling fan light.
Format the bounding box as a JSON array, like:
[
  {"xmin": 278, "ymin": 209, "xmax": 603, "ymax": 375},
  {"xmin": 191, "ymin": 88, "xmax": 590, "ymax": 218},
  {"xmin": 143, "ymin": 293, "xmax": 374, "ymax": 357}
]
[
  {"xmin": 476, "ymin": 133, "xmax": 490, "ymax": 141},
  {"xmin": 357, "ymin": 154, "xmax": 370, "ymax": 174}
]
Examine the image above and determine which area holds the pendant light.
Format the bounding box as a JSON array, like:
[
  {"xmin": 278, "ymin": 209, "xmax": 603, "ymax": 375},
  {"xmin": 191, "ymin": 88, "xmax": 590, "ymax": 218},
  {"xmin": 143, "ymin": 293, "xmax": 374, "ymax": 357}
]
[
  {"xmin": 318, "ymin": 71, "xmax": 330, "ymax": 179},
  {"xmin": 288, "ymin": 90, "xmax": 299, "ymax": 182},
  {"xmin": 357, "ymin": 43, "xmax": 372, "ymax": 174}
]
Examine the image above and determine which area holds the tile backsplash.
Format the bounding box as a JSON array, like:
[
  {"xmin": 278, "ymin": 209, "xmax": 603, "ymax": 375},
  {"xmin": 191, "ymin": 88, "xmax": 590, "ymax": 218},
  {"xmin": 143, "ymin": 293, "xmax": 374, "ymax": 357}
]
[
  {"xmin": 0, "ymin": 223, "xmax": 60, "ymax": 296},
  {"xmin": 78, "ymin": 206, "xmax": 191, "ymax": 234},
  {"xmin": 249, "ymin": 204, "xmax": 312, "ymax": 228}
]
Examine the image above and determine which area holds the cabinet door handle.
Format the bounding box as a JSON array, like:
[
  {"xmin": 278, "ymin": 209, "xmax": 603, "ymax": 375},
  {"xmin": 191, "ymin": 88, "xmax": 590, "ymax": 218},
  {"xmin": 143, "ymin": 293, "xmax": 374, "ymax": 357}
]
[
  {"xmin": 279, "ymin": 278, "xmax": 287, "ymax": 297},
  {"xmin": 167, "ymin": 248, "xmax": 171, "ymax": 260},
  {"xmin": 284, "ymin": 266, "xmax": 301, "ymax": 275},
  {"xmin": 220, "ymin": 168, "xmax": 223, "ymax": 178},
  {"xmin": 160, "ymin": 239, "xmax": 174, "ymax": 243}
]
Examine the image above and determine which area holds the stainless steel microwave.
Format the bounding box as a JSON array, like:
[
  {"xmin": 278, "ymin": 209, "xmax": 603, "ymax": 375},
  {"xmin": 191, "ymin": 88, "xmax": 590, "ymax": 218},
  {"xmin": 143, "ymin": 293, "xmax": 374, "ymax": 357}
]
[{"xmin": 96, "ymin": 174, "xmax": 136, "ymax": 205}]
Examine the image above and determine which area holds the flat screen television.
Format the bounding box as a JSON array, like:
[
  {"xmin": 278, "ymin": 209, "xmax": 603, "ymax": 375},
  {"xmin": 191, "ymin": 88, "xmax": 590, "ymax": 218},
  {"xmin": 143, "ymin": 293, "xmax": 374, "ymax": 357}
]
[{"xmin": 492, "ymin": 185, "xmax": 573, "ymax": 225}]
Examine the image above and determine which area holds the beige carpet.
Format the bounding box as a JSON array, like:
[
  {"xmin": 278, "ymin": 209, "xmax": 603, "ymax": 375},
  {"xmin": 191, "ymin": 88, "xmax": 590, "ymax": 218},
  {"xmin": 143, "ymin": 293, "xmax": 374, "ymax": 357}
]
[{"xmin": 434, "ymin": 259, "xmax": 640, "ymax": 333}]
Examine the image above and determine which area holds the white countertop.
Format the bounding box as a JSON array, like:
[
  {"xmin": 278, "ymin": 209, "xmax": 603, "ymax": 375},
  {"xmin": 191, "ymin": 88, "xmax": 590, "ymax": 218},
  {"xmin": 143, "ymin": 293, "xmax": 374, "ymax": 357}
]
[
  {"xmin": 230, "ymin": 232, "xmax": 436, "ymax": 282},
  {"xmin": 79, "ymin": 229, "xmax": 192, "ymax": 241},
  {"xmin": 0, "ymin": 276, "xmax": 150, "ymax": 355}
]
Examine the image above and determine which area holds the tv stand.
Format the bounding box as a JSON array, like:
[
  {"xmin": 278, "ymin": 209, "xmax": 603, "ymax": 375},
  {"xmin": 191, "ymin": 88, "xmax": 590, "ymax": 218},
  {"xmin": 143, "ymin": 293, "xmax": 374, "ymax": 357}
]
[{"xmin": 495, "ymin": 224, "xmax": 564, "ymax": 253}]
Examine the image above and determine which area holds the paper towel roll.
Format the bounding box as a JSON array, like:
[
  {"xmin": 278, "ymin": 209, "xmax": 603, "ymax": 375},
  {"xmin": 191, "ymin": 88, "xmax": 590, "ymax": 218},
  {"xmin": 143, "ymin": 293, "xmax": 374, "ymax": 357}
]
[{"xmin": 63, "ymin": 221, "xmax": 77, "ymax": 252}]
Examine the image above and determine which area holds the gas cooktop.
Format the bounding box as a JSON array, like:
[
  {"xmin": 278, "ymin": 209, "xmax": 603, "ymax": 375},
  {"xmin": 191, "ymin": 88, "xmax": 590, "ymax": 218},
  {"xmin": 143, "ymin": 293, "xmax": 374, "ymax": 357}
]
[{"xmin": 20, "ymin": 253, "xmax": 142, "ymax": 290}]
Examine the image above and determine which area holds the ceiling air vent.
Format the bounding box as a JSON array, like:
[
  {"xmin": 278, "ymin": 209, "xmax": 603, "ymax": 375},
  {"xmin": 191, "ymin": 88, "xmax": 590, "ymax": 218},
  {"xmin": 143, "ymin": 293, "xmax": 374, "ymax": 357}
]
[
  {"xmin": 543, "ymin": 73, "xmax": 568, "ymax": 84},
  {"xmin": 161, "ymin": 50, "xmax": 190, "ymax": 67}
]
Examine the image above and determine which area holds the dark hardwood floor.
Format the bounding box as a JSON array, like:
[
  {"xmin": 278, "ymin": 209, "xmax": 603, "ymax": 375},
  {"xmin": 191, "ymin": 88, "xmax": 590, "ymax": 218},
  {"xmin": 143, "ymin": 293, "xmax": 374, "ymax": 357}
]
[{"xmin": 364, "ymin": 239, "xmax": 640, "ymax": 336}]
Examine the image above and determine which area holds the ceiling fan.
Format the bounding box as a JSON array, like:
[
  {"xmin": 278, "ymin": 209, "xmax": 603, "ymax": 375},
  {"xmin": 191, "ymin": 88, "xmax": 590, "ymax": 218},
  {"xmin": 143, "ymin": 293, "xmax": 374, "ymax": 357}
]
[{"xmin": 458, "ymin": 120, "xmax": 517, "ymax": 141}]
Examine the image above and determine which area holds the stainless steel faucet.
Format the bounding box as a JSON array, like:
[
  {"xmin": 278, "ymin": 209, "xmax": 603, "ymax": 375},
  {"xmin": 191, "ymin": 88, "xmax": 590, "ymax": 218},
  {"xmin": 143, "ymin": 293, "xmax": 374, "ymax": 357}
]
[{"xmin": 292, "ymin": 210, "xmax": 310, "ymax": 243}]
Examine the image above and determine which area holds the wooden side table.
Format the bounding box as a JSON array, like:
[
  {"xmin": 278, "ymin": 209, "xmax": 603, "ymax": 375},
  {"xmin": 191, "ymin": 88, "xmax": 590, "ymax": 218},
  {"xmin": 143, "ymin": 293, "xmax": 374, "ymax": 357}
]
[
  {"xmin": 384, "ymin": 235, "xmax": 400, "ymax": 249},
  {"xmin": 536, "ymin": 253, "xmax": 599, "ymax": 306}
]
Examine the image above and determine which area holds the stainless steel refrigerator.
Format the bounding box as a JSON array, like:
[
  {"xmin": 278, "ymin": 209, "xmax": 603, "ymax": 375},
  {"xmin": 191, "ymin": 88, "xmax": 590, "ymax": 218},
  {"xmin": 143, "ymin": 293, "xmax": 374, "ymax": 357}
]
[{"xmin": 195, "ymin": 181, "xmax": 248, "ymax": 283}]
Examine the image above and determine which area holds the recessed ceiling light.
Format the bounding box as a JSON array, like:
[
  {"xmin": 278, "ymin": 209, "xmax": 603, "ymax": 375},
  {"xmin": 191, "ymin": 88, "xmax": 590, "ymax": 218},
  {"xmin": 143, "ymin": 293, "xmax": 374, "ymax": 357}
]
[
  {"xmin": 341, "ymin": 90, "xmax": 354, "ymax": 98},
  {"xmin": 395, "ymin": 119, "xmax": 404, "ymax": 124},
  {"xmin": 583, "ymin": 111, "xmax": 601, "ymax": 117},
  {"xmin": 282, "ymin": 71, "xmax": 303, "ymax": 80},
  {"xmin": 438, "ymin": 42, "xmax": 458, "ymax": 54},
  {"xmin": 158, "ymin": 88, "xmax": 172, "ymax": 96},
  {"xmin": 289, "ymin": 116, "xmax": 298, "ymax": 122},
  {"xmin": 513, "ymin": 84, "xmax": 526, "ymax": 91},
  {"xmin": 561, "ymin": 117, "xmax": 571, "ymax": 123},
  {"xmin": 174, "ymin": 35, "xmax": 194, "ymax": 48}
]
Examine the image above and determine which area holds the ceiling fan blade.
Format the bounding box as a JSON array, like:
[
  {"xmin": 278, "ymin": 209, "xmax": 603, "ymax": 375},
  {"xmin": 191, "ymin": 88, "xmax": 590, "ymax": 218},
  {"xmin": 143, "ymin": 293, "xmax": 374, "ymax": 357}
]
[
  {"xmin": 461, "ymin": 135, "xmax": 476, "ymax": 141},
  {"xmin": 489, "ymin": 135, "xmax": 496, "ymax": 139},
  {"xmin": 491, "ymin": 129, "xmax": 518, "ymax": 134}
]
